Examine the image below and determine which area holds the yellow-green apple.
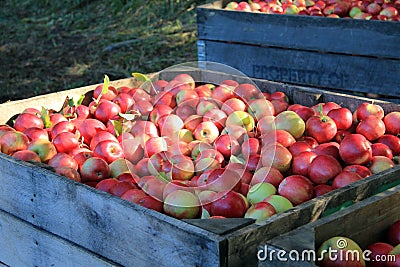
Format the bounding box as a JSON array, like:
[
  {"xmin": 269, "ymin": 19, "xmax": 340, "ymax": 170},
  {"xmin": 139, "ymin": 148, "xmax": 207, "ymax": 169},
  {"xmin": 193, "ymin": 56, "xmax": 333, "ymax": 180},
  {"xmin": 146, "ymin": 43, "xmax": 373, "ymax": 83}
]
[
  {"xmin": 162, "ymin": 180, "xmax": 194, "ymax": 201},
  {"xmin": 0, "ymin": 131, "xmax": 29, "ymax": 155},
  {"xmin": 12, "ymin": 150, "xmax": 41, "ymax": 162},
  {"xmin": 210, "ymin": 190, "xmax": 248, "ymax": 218},
  {"xmin": 278, "ymin": 175, "xmax": 314, "ymax": 205},
  {"xmin": 194, "ymin": 157, "xmax": 221, "ymax": 175},
  {"xmin": 163, "ymin": 190, "xmax": 200, "ymax": 219},
  {"xmin": 194, "ymin": 121, "xmax": 220, "ymax": 144},
  {"xmin": 251, "ymin": 166, "xmax": 284, "ymax": 187},
  {"xmin": 13, "ymin": 113, "xmax": 44, "ymax": 132},
  {"xmin": 247, "ymin": 98, "xmax": 275, "ymax": 121},
  {"xmin": 339, "ymin": 134, "xmax": 372, "ymax": 165},
  {"xmin": 195, "ymin": 148, "xmax": 225, "ymax": 166},
  {"xmin": 368, "ymin": 156, "xmax": 395, "ymax": 174},
  {"xmin": 309, "ymin": 155, "xmax": 342, "ymax": 184},
  {"xmin": 178, "ymin": 129, "xmax": 194, "ymax": 144},
  {"xmin": 28, "ymin": 139, "xmax": 57, "ymax": 163},
  {"xmin": 247, "ymin": 182, "xmax": 277, "ymax": 204},
  {"xmin": 317, "ymin": 236, "xmax": 365, "ymax": 267},
  {"xmin": 262, "ymin": 195, "xmax": 293, "ymax": 213},
  {"xmin": 196, "ymin": 99, "xmax": 219, "ymax": 116},
  {"xmin": 80, "ymin": 157, "xmax": 110, "ymax": 182},
  {"xmin": 109, "ymin": 158, "xmax": 135, "ymax": 178},
  {"xmin": 275, "ymin": 111, "xmax": 305, "ymax": 139},
  {"xmin": 244, "ymin": 201, "xmax": 276, "ymax": 222},
  {"xmin": 261, "ymin": 143, "xmax": 292, "ymax": 173},
  {"xmin": 225, "ymin": 111, "xmax": 255, "ymax": 132}
]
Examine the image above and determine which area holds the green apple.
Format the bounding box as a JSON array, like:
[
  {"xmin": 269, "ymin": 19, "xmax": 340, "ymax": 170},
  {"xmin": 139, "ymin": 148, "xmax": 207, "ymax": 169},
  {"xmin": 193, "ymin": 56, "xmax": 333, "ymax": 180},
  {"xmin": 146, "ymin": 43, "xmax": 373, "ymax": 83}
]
[
  {"xmin": 109, "ymin": 158, "xmax": 135, "ymax": 178},
  {"xmin": 263, "ymin": 195, "xmax": 293, "ymax": 213},
  {"xmin": 226, "ymin": 111, "xmax": 255, "ymax": 133},
  {"xmin": 28, "ymin": 139, "xmax": 57, "ymax": 163},
  {"xmin": 275, "ymin": 111, "xmax": 305, "ymax": 139},
  {"xmin": 244, "ymin": 202, "xmax": 276, "ymax": 223},
  {"xmin": 163, "ymin": 190, "xmax": 200, "ymax": 219},
  {"xmin": 247, "ymin": 182, "xmax": 276, "ymax": 205}
]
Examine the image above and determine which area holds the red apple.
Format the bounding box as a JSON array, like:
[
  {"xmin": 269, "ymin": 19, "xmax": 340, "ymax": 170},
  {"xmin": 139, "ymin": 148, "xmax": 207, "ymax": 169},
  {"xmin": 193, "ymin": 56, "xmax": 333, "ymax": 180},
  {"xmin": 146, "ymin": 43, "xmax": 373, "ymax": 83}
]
[
  {"xmin": 80, "ymin": 157, "xmax": 110, "ymax": 182},
  {"xmin": 0, "ymin": 131, "xmax": 29, "ymax": 155},
  {"xmin": 356, "ymin": 102, "xmax": 384, "ymax": 121},
  {"xmin": 308, "ymin": 155, "xmax": 342, "ymax": 184},
  {"xmin": 28, "ymin": 139, "xmax": 57, "ymax": 163},
  {"xmin": 163, "ymin": 190, "xmax": 200, "ymax": 219},
  {"xmin": 356, "ymin": 115, "xmax": 386, "ymax": 141},
  {"xmin": 251, "ymin": 166, "xmax": 284, "ymax": 187},
  {"xmin": 210, "ymin": 190, "xmax": 248, "ymax": 218},
  {"xmin": 339, "ymin": 134, "xmax": 372, "ymax": 165},
  {"xmin": 291, "ymin": 151, "xmax": 317, "ymax": 177},
  {"xmin": 93, "ymin": 140, "xmax": 124, "ymax": 164},
  {"xmin": 244, "ymin": 201, "xmax": 276, "ymax": 222},
  {"xmin": 214, "ymin": 134, "xmax": 241, "ymax": 159},
  {"xmin": 343, "ymin": 164, "xmax": 372, "ymax": 178},
  {"xmin": 13, "ymin": 113, "xmax": 44, "ymax": 132},
  {"xmin": 377, "ymin": 135, "xmax": 400, "ymax": 156},
  {"xmin": 278, "ymin": 175, "xmax": 314, "ymax": 205},
  {"xmin": 327, "ymin": 107, "xmax": 353, "ymax": 130},
  {"xmin": 366, "ymin": 242, "xmax": 394, "ymax": 267},
  {"xmin": 313, "ymin": 184, "xmax": 334, "ymax": 197},
  {"xmin": 332, "ymin": 171, "xmax": 363, "ymax": 189},
  {"xmin": 384, "ymin": 112, "xmax": 400, "ymax": 135}
]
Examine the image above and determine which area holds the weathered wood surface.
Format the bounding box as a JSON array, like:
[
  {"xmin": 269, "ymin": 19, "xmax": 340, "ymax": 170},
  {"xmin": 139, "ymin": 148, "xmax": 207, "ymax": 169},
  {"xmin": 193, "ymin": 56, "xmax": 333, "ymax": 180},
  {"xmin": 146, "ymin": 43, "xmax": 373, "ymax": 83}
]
[
  {"xmin": 197, "ymin": 40, "xmax": 400, "ymax": 98},
  {"xmin": 262, "ymin": 184, "xmax": 400, "ymax": 266},
  {"xmin": 197, "ymin": 2, "xmax": 400, "ymax": 59},
  {"xmin": 0, "ymin": 209, "xmax": 120, "ymax": 267},
  {"xmin": 0, "ymin": 71, "xmax": 399, "ymax": 266}
]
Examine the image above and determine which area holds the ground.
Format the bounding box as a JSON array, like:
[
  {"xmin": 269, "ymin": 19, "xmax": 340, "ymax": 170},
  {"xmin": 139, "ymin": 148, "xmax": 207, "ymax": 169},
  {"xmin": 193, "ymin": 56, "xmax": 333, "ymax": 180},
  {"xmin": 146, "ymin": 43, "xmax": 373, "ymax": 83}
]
[{"xmin": 0, "ymin": 0, "xmax": 208, "ymax": 103}]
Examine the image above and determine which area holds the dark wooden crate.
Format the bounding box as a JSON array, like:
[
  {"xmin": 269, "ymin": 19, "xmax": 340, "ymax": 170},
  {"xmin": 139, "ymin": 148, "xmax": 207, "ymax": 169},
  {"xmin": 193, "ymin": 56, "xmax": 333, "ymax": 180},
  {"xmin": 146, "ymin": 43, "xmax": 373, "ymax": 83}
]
[
  {"xmin": 197, "ymin": 1, "xmax": 400, "ymax": 99},
  {"xmin": 0, "ymin": 69, "xmax": 399, "ymax": 267},
  {"xmin": 262, "ymin": 184, "xmax": 400, "ymax": 266}
]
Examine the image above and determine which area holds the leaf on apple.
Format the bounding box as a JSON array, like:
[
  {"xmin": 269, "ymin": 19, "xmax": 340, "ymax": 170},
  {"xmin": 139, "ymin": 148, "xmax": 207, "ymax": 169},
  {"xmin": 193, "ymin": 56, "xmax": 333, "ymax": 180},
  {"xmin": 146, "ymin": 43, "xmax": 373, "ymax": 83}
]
[
  {"xmin": 101, "ymin": 74, "xmax": 110, "ymax": 95},
  {"xmin": 110, "ymin": 120, "xmax": 123, "ymax": 137},
  {"xmin": 132, "ymin": 72, "xmax": 150, "ymax": 82},
  {"xmin": 230, "ymin": 154, "xmax": 246, "ymax": 165},
  {"xmin": 119, "ymin": 112, "xmax": 140, "ymax": 121},
  {"xmin": 156, "ymin": 172, "xmax": 170, "ymax": 184},
  {"xmin": 201, "ymin": 208, "xmax": 211, "ymax": 219},
  {"xmin": 41, "ymin": 107, "xmax": 52, "ymax": 128}
]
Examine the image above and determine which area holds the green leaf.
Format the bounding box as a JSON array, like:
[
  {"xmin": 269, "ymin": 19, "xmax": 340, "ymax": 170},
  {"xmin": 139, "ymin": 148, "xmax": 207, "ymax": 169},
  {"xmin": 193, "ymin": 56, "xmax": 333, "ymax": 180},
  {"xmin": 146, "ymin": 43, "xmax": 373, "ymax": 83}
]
[
  {"xmin": 76, "ymin": 94, "xmax": 85, "ymax": 105},
  {"xmin": 156, "ymin": 172, "xmax": 170, "ymax": 184},
  {"xmin": 102, "ymin": 74, "xmax": 110, "ymax": 95},
  {"xmin": 201, "ymin": 208, "xmax": 211, "ymax": 219},
  {"xmin": 132, "ymin": 72, "xmax": 150, "ymax": 82},
  {"xmin": 229, "ymin": 155, "xmax": 246, "ymax": 165},
  {"xmin": 110, "ymin": 120, "xmax": 123, "ymax": 137},
  {"xmin": 41, "ymin": 107, "xmax": 52, "ymax": 128},
  {"xmin": 119, "ymin": 112, "xmax": 139, "ymax": 121},
  {"xmin": 67, "ymin": 97, "xmax": 75, "ymax": 107}
]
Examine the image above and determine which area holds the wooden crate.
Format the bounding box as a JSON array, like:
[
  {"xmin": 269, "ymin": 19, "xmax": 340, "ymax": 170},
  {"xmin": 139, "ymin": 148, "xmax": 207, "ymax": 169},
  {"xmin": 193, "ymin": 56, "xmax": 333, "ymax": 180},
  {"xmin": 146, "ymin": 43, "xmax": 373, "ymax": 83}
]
[
  {"xmin": 261, "ymin": 183, "xmax": 400, "ymax": 266},
  {"xmin": 197, "ymin": 1, "xmax": 400, "ymax": 100},
  {"xmin": 0, "ymin": 69, "xmax": 399, "ymax": 266}
]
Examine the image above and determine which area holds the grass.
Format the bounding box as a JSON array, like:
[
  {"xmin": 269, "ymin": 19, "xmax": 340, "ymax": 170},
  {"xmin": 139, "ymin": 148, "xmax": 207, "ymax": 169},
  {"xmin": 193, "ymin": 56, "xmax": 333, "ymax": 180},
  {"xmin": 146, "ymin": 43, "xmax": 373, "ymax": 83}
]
[{"xmin": 0, "ymin": 0, "xmax": 209, "ymax": 102}]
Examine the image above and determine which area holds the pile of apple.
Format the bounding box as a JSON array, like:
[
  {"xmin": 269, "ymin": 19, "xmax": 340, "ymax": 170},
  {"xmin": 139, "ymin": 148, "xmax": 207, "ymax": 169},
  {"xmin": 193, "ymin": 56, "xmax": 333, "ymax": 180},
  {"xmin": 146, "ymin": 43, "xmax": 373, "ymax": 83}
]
[
  {"xmin": 317, "ymin": 219, "xmax": 400, "ymax": 266},
  {"xmin": 225, "ymin": 0, "xmax": 400, "ymax": 21},
  {"xmin": 0, "ymin": 73, "xmax": 399, "ymax": 222}
]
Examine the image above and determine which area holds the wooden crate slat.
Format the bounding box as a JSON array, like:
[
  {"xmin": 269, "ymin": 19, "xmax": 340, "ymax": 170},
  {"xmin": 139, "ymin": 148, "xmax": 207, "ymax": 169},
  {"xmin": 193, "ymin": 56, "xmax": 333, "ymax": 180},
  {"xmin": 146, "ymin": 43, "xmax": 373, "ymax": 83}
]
[
  {"xmin": 0, "ymin": 209, "xmax": 120, "ymax": 267},
  {"xmin": 199, "ymin": 40, "xmax": 400, "ymax": 98},
  {"xmin": 0, "ymin": 155, "xmax": 223, "ymax": 267},
  {"xmin": 197, "ymin": 2, "xmax": 400, "ymax": 60}
]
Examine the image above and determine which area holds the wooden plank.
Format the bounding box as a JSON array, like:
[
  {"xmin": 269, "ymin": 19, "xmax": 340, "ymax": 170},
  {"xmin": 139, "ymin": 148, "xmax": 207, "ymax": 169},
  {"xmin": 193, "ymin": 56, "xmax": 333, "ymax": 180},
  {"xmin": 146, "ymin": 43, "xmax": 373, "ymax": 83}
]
[
  {"xmin": 0, "ymin": 155, "xmax": 224, "ymax": 267},
  {"xmin": 197, "ymin": 2, "xmax": 400, "ymax": 59},
  {"xmin": 262, "ymin": 184, "xmax": 400, "ymax": 266},
  {"xmin": 223, "ymin": 165, "xmax": 400, "ymax": 266},
  {"xmin": 0, "ymin": 209, "xmax": 120, "ymax": 267},
  {"xmin": 199, "ymin": 40, "xmax": 400, "ymax": 98}
]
